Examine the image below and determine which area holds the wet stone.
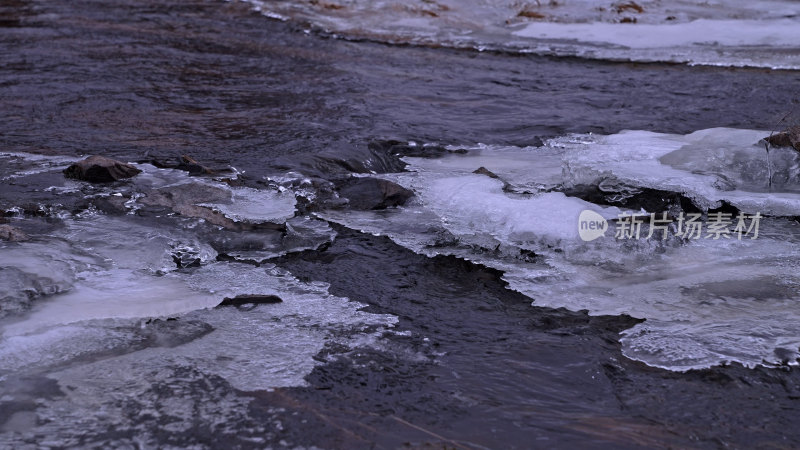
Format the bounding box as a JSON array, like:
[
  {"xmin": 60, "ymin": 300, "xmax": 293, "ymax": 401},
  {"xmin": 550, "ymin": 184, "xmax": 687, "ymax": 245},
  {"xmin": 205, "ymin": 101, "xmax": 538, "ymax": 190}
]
[
  {"xmin": 63, "ymin": 155, "xmax": 142, "ymax": 183},
  {"xmin": 0, "ymin": 225, "xmax": 28, "ymax": 242},
  {"xmin": 765, "ymin": 126, "xmax": 800, "ymax": 151},
  {"xmin": 218, "ymin": 294, "xmax": 283, "ymax": 310},
  {"xmin": 472, "ymin": 166, "xmax": 500, "ymax": 179},
  {"xmin": 138, "ymin": 154, "xmax": 226, "ymax": 176},
  {"xmin": 335, "ymin": 178, "xmax": 414, "ymax": 210}
]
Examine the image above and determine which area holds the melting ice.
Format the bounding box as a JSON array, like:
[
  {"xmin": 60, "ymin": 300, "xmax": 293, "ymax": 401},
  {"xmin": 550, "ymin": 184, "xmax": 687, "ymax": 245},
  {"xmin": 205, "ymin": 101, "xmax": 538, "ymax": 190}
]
[
  {"xmin": 0, "ymin": 154, "xmax": 398, "ymax": 444},
  {"xmin": 321, "ymin": 127, "xmax": 800, "ymax": 371}
]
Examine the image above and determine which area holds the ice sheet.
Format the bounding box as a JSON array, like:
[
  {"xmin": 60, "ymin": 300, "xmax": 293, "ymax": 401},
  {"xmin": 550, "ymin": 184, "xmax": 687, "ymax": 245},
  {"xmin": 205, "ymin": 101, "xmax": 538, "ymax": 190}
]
[{"xmin": 323, "ymin": 128, "xmax": 800, "ymax": 370}]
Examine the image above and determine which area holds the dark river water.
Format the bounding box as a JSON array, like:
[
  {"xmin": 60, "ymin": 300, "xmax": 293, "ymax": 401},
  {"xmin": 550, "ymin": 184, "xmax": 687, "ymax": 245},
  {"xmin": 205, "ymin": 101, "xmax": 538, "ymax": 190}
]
[{"xmin": 2, "ymin": 0, "xmax": 800, "ymax": 448}]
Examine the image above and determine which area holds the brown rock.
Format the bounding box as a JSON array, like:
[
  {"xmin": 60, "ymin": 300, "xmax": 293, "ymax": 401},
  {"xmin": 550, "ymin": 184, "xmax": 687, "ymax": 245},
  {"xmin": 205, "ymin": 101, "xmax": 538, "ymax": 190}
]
[
  {"xmin": 473, "ymin": 167, "xmax": 500, "ymax": 179},
  {"xmin": 518, "ymin": 10, "xmax": 545, "ymax": 19},
  {"xmin": 177, "ymin": 154, "xmax": 216, "ymax": 176},
  {"xmin": 615, "ymin": 1, "xmax": 644, "ymax": 13},
  {"xmin": 336, "ymin": 178, "xmax": 414, "ymax": 210},
  {"xmin": 0, "ymin": 224, "xmax": 29, "ymax": 242},
  {"xmin": 473, "ymin": 166, "xmax": 515, "ymax": 192},
  {"xmin": 138, "ymin": 154, "xmax": 227, "ymax": 176},
  {"xmin": 765, "ymin": 126, "xmax": 800, "ymax": 151},
  {"xmin": 64, "ymin": 155, "xmax": 142, "ymax": 183}
]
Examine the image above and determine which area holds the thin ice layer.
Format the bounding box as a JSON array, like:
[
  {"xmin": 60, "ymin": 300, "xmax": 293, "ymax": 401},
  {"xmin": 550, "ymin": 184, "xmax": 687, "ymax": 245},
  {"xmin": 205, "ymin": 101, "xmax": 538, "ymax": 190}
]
[
  {"xmin": 0, "ymin": 152, "xmax": 76, "ymax": 182},
  {"xmin": 223, "ymin": 216, "xmax": 337, "ymax": 263},
  {"xmin": 199, "ymin": 186, "xmax": 297, "ymax": 224},
  {"xmin": 131, "ymin": 163, "xmax": 297, "ymax": 225},
  {"xmin": 0, "ymin": 240, "xmax": 100, "ymax": 319}
]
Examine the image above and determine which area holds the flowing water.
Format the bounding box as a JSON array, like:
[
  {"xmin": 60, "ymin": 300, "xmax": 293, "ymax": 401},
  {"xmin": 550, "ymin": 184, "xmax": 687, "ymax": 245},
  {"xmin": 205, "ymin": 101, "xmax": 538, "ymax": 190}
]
[
  {"xmin": 321, "ymin": 128, "xmax": 800, "ymax": 370},
  {"xmin": 2, "ymin": 0, "xmax": 800, "ymax": 447}
]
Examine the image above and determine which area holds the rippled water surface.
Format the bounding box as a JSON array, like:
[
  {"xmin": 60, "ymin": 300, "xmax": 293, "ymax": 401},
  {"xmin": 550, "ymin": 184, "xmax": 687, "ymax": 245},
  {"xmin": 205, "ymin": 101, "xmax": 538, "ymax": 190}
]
[{"xmin": 2, "ymin": 0, "xmax": 800, "ymax": 448}]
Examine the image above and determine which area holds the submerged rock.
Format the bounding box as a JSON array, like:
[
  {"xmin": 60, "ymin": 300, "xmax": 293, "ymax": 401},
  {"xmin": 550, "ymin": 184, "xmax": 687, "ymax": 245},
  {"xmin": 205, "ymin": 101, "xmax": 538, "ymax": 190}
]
[
  {"xmin": 336, "ymin": 178, "xmax": 414, "ymax": 210},
  {"xmin": 138, "ymin": 183, "xmax": 287, "ymax": 231},
  {"xmin": 284, "ymin": 145, "xmax": 406, "ymax": 178},
  {"xmin": 138, "ymin": 183, "xmax": 242, "ymax": 230},
  {"xmin": 765, "ymin": 126, "xmax": 800, "ymax": 151},
  {"xmin": 138, "ymin": 154, "xmax": 223, "ymax": 176},
  {"xmin": 63, "ymin": 155, "xmax": 142, "ymax": 183},
  {"xmin": 85, "ymin": 195, "xmax": 130, "ymax": 216},
  {"xmin": 0, "ymin": 224, "xmax": 29, "ymax": 242}
]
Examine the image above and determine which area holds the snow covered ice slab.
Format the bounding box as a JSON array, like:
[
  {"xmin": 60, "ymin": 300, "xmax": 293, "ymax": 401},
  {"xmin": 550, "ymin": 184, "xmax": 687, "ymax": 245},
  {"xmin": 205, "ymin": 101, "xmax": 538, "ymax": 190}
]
[
  {"xmin": 0, "ymin": 263, "xmax": 396, "ymax": 391},
  {"xmin": 402, "ymin": 143, "xmax": 565, "ymax": 194},
  {"xmin": 387, "ymin": 144, "xmax": 621, "ymax": 245},
  {"xmin": 245, "ymin": 0, "xmax": 800, "ymax": 69},
  {"xmin": 419, "ymin": 176, "xmax": 619, "ymax": 243},
  {"xmin": 513, "ymin": 19, "xmax": 800, "ymax": 49},
  {"xmin": 323, "ymin": 128, "xmax": 800, "ymax": 371}
]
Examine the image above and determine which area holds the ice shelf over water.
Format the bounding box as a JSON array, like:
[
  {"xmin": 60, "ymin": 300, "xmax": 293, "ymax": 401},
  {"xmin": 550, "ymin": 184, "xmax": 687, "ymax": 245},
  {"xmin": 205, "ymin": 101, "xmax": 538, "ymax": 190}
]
[
  {"xmin": 3, "ymin": 128, "xmax": 800, "ymax": 379},
  {"xmin": 321, "ymin": 127, "xmax": 800, "ymax": 371}
]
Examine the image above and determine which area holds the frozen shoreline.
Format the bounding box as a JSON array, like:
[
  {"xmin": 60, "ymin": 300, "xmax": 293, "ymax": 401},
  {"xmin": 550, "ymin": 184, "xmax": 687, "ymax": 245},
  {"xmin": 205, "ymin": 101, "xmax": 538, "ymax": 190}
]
[{"xmin": 244, "ymin": 0, "xmax": 800, "ymax": 69}]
